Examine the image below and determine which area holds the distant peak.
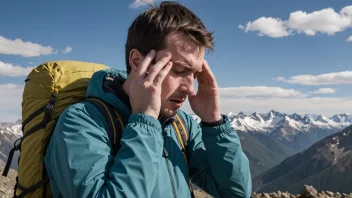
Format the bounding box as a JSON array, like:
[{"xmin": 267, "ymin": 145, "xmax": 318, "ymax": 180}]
[
  {"xmin": 238, "ymin": 111, "xmax": 246, "ymax": 116},
  {"xmin": 267, "ymin": 110, "xmax": 285, "ymax": 117},
  {"xmin": 289, "ymin": 113, "xmax": 303, "ymax": 121},
  {"xmin": 316, "ymin": 115, "xmax": 329, "ymax": 123},
  {"xmin": 227, "ymin": 111, "xmax": 237, "ymax": 117},
  {"xmin": 302, "ymin": 115, "xmax": 313, "ymax": 124}
]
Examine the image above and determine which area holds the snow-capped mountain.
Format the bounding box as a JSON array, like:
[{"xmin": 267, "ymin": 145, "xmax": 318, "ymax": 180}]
[
  {"xmin": 229, "ymin": 111, "xmax": 352, "ymax": 152},
  {"xmin": 226, "ymin": 110, "xmax": 351, "ymax": 134},
  {"xmin": 0, "ymin": 120, "xmax": 22, "ymax": 138},
  {"xmin": 0, "ymin": 120, "xmax": 22, "ymax": 170},
  {"xmin": 192, "ymin": 110, "xmax": 351, "ymax": 153}
]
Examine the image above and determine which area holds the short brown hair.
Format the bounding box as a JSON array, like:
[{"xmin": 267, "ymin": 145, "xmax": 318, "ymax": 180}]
[{"xmin": 125, "ymin": 1, "xmax": 214, "ymax": 74}]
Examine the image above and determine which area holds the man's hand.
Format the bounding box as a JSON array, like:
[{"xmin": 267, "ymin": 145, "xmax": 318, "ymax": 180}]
[
  {"xmin": 189, "ymin": 60, "xmax": 222, "ymax": 123},
  {"xmin": 129, "ymin": 50, "xmax": 173, "ymax": 119}
]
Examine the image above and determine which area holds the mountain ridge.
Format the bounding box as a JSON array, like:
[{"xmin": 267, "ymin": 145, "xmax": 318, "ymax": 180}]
[{"xmin": 253, "ymin": 124, "xmax": 352, "ymax": 194}]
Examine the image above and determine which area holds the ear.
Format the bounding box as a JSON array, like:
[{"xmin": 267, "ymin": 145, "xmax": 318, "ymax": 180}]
[{"xmin": 129, "ymin": 49, "xmax": 144, "ymax": 73}]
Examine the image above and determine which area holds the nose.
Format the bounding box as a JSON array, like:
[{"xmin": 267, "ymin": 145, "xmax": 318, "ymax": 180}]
[{"xmin": 179, "ymin": 75, "xmax": 195, "ymax": 96}]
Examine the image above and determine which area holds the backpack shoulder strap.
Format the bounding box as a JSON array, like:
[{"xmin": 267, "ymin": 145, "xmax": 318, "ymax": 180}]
[
  {"xmin": 172, "ymin": 113, "xmax": 195, "ymax": 198},
  {"xmin": 173, "ymin": 114, "xmax": 189, "ymax": 148},
  {"xmin": 85, "ymin": 98, "xmax": 124, "ymax": 155}
]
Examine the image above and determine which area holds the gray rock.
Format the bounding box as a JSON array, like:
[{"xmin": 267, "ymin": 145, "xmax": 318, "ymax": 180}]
[
  {"xmin": 326, "ymin": 191, "xmax": 334, "ymax": 197},
  {"xmin": 282, "ymin": 192, "xmax": 290, "ymax": 198},
  {"xmin": 300, "ymin": 184, "xmax": 318, "ymax": 198},
  {"xmin": 277, "ymin": 191, "xmax": 282, "ymax": 197}
]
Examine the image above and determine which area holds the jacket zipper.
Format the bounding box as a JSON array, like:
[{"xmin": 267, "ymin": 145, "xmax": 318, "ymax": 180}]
[
  {"xmin": 161, "ymin": 118, "xmax": 177, "ymax": 198},
  {"xmin": 163, "ymin": 148, "xmax": 177, "ymax": 198}
]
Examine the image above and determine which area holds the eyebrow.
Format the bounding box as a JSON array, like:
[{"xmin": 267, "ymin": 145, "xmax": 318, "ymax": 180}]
[{"xmin": 172, "ymin": 60, "xmax": 202, "ymax": 72}]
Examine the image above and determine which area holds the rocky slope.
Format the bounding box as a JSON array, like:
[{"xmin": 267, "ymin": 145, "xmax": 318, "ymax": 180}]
[
  {"xmin": 0, "ymin": 120, "xmax": 22, "ymax": 170},
  {"xmin": 0, "ymin": 166, "xmax": 16, "ymax": 198},
  {"xmin": 236, "ymin": 130, "xmax": 296, "ymax": 177},
  {"xmin": 253, "ymin": 125, "xmax": 352, "ymax": 194}
]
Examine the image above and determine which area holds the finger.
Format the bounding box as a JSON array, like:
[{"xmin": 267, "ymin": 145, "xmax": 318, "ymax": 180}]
[
  {"xmin": 197, "ymin": 60, "xmax": 217, "ymax": 86},
  {"xmin": 154, "ymin": 61, "xmax": 173, "ymax": 86},
  {"xmin": 145, "ymin": 52, "xmax": 172, "ymax": 82},
  {"xmin": 137, "ymin": 49, "xmax": 156, "ymax": 77},
  {"xmin": 129, "ymin": 63, "xmax": 138, "ymax": 79}
]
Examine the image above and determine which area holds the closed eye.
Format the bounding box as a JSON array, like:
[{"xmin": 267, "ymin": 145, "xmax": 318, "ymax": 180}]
[{"xmin": 173, "ymin": 69, "xmax": 187, "ymax": 75}]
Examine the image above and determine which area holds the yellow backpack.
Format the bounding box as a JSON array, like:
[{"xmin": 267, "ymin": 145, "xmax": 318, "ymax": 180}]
[{"xmin": 1, "ymin": 61, "xmax": 192, "ymax": 198}]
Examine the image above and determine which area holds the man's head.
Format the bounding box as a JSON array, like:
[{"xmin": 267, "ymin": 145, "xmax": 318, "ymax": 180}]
[{"xmin": 125, "ymin": 1, "xmax": 214, "ymax": 117}]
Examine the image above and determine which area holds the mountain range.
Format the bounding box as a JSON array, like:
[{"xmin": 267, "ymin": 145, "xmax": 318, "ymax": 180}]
[
  {"xmin": 253, "ymin": 124, "xmax": 352, "ymax": 194},
  {"xmin": 227, "ymin": 111, "xmax": 351, "ymax": 134},
  {"xmin": 193, "ymin": 111, "xmax": 352, "ymax": 176}
]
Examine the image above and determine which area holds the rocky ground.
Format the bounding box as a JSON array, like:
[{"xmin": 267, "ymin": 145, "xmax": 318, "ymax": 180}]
[
  {"xmin": 252, "ymin": 185, "xmax": 352, "ymax": 198},
  {"xmin": 0, "ymin": 167, "xmax": 15, "ymax": 198}
]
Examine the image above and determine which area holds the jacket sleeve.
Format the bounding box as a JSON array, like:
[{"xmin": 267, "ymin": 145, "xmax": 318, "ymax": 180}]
[
  {"xmin": 44, "ymin": 102, "xmax": 163, "ymax": 198},
  {"xmin": 183, "ymin": 113, "xmax": 252, "ymax": 198}
]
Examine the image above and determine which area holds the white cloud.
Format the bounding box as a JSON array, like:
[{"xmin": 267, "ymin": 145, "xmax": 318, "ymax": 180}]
[
  {"xmin": 0, "ymin": 61, "xmax": 33, "ymax": 77},
  {"xmin": 219, "ymin": 86, "xmax": 305, "ymax": 98},
  {"xmin": 346, "ymin": 35, "xmax": 352, "ymax": 41},
  {"xmin": 244, "ymin": 17, "xmax": 291, "ymax": 38},
  {"xmin": 0, "ymin": 36, "xmax": 58, "ymax": 57},
  {"xmin": 287, "ymin": 8, "xmax": 351, "ymax": 36},
  {"xmin": 341, "ymin": 5, "xmax": 352, "ymax": 19},
  {"xmin": 180, "ymin": 85, "xmax": 351, "ymax": 118},
  {"xmin": 238, "ymin": 24, "xmax": 244, "ymax": 30},
  {"xmin": 129, "ymin": 0, "xmax": 156, "ymax": 8},
  {"xmin": 181, "ymin": 96, "xmax": 352, "ymax": 118},
  {"xmin": 0, "ymin": 84, "xmax": 23, "ymax": 121},
  {"xmin": 274, "ymin": 71, "xmax": 352, "ymax": 85},
  {"xmin": 309, "ymin": 88, "xmax": 336, "ymax": 94},
  {"xmin": 241, "ymin": 5, "xmax": 352, "ymax": 38},
  {"xmin": 61, "ymin": 46, "xmax": 72, "ymax": 54}
]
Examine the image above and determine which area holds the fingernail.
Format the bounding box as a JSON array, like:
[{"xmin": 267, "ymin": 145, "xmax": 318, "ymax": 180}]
[
  {"xmin": 149, "ymin": 49, "xmax": 155, "ymax": 55},
  {"xmin": 164, "ymin": 52, "xmax": 170, "ymax": 57}
]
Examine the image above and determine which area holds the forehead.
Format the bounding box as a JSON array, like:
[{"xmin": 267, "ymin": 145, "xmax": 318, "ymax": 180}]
[{"xmin": 163, "ymin": 31, "xmax": 204, "ymax": 71}]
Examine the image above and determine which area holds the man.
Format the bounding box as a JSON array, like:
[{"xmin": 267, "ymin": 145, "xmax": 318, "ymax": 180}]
[{"xmin": 44, "ymin": 1, "xmax": 252, "ymax": 198}]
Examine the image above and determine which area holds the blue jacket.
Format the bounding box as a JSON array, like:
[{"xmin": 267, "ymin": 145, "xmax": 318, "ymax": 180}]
[{"xmin": 44, "ymin": 68, "xmax": 252, "ymax": 198}]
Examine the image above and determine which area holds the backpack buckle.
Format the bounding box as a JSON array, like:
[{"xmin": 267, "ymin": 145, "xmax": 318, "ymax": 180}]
[
  {"xmin": 13, "ymin": 137, "xmax": 23, "ymax": 151},
  {"xmin": 45, "ymin": 93, "xmax": 58, "ymax": 113}
]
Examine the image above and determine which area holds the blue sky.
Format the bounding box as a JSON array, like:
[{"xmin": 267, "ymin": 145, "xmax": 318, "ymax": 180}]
[{"xmin": 1, "ymin": 0, "xmax": 352, "ymax": 121}]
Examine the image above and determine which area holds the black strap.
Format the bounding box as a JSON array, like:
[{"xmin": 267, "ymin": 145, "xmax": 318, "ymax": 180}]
[
  {"xmin": 2, "ymin": 147, "xmax": 16, "ymax": 177},
  {"xmin": 16, "ymin": 181, "xmax": 26, "ymax": 192},
  {"xmin": 2, "ymin": 138, "xmax": 22, "ymax": 177},
  {"xmin": 85, "ymin": 98, "xmax": 124, "ymax": 155},
  {"xmin": 22, "ymin": 104, "xmax": 47, "ymax": 132},
  {"xmin": 111, "ymin": 109, "xmax": 124, "ymax": 152},
  {"xmin": 15, "ymin": 179, "xmax": 50, "ymax": 198},
  {"xmin": 22, "ymin": 93, "xmax": 57, "ymax": 140},
  {"xmin": 22, "ymin": 114, "xmax": 50, "ymax": 139}
]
